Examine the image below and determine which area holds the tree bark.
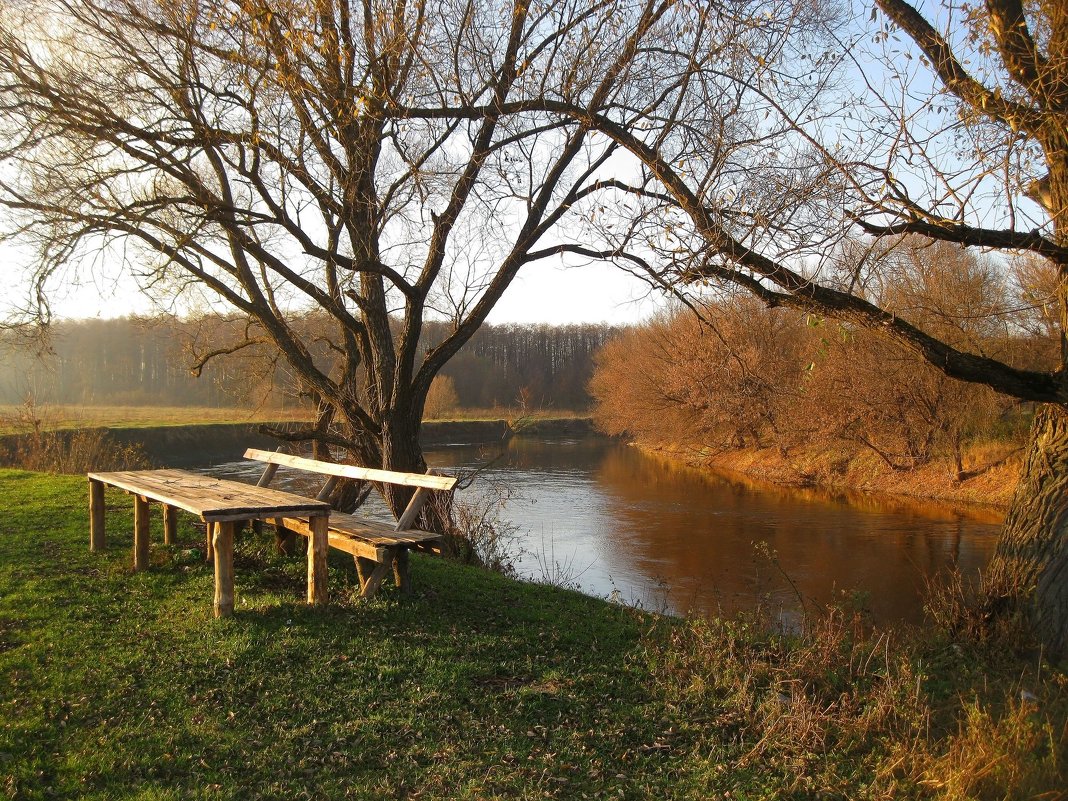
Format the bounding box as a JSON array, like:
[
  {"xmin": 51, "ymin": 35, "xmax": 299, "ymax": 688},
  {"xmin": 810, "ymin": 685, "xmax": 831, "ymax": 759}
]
[{"xmin": 988, "ymin": 405, "xmax": 1068, "ymax": 656}]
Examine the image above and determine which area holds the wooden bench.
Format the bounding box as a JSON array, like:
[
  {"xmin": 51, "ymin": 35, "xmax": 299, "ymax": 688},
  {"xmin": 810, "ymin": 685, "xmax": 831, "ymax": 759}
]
[{"xmin": 244, "ymin": 448, "xmax": 458, "ymax": 598}]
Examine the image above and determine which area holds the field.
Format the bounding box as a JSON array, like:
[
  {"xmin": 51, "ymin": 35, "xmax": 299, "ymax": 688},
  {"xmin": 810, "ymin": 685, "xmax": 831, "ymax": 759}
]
[
  {"xmin": 1, "ymin": 469, "xmax": 1065, "ymax": 799},
  {"xmin": 0, "ymin": 404, "xmax": 588, "ymax": 434}
]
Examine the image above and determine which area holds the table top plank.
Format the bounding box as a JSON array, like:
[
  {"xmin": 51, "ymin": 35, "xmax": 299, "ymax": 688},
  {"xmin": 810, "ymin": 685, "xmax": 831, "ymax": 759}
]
[{"xmin": 88, "ymin": 469, "xmax": 331, "ymax": 522}]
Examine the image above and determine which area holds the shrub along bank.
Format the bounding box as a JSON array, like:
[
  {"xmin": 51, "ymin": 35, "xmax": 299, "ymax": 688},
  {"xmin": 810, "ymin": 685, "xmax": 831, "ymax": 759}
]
[{"xmin": 1, "ymin": 469, "xmax": 1064, "ymax": 799}]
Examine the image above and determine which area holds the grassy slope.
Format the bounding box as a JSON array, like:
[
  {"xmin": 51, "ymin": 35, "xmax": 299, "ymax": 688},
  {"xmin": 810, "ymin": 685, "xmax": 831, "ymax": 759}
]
[{"xmin": 1, "ymin": 470, "xmax": 1065, "ymax": 800}]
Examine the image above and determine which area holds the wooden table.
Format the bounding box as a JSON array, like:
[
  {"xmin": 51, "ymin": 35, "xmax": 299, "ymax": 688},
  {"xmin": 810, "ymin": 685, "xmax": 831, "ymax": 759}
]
[{"xmin": 88, "ymin": 469, "xmax": 331, "ymax": 617}]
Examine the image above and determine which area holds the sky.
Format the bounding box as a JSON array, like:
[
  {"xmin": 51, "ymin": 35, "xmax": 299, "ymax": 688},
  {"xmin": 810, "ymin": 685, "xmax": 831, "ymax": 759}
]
[
  {"xmin": 0, "ymin": 0, "xmax": 1030, "ymax": 331},
  {"xmin": 0, "ymin": 249, "xmax": 664, "ymax": 327}
]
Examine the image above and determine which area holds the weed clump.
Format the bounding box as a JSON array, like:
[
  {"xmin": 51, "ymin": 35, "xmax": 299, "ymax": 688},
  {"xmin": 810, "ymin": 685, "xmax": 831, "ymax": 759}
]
[
  {"xmin": 643, "ymin": 598, "xmax": 1067, "ymax": 798},
  {"xmin": 0, "ymin": 417, "xmax": 149, "ymax": 474}
]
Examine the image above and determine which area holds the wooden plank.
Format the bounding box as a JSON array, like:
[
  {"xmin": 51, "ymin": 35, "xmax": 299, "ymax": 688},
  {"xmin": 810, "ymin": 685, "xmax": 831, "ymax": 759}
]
[
  {"xmin": 89, "ymin": 478, "xmax": 105, "ymax": 552},
  {"xmin": 359, "ymin": 549, "xmax": 396, "ymax": 598},
  {"xmin": 256, "ymin": 462, "xmax": 279, "ymax": 487},
  {"xmin": 88, "ymin": 469, "xmax": 329, "ymax": 520},
  {"xmin": 133, "ymin": 495, "xmax": 150, "ymax": 571},
  {"xmin": 242, "ymin": 449, "xmax": 457, "ymax": 491},
  {"xmin": 395, "ymin": 486, "xmax": 432, "ymax": 531},
  {"xmin": 163, "ymin": 504, "xmax": 177, "ymax": 545},
  {"xmin": 315, "ymin": 475, "xmax": 340, "ymax": 502},
  {"xmin": 354, "ymin": 556, "xmax": 374, "ymax": 589},
  {"xmin": 280, "ymin": 516, "xmax": 388, "ymax": 562},
  {"xmin": 285, "ymin": 511, "xmax": 443, "ymax": 545},
  {"xmin": 307, "ymin": 514, "xmax": 329, "ymax": 606},
  {"xmin": 213, "ymin": 521, "xmax": 235, "ymax": 618}
]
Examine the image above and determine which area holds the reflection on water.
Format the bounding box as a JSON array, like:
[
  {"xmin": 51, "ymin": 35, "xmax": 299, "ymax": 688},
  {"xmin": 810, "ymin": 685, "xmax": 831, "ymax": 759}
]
[
  {"xmin": 423, "ymin": 437, "xmax": 1002, "ymax": 624},
  {"xmin": 206, "ymin": 436, "xmax": 1004, "ymax": 624}
]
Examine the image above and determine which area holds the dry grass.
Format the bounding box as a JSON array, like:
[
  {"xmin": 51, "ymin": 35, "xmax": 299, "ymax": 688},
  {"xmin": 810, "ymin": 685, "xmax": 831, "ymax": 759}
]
[
  {"xmin": 0, "ymin": 427, "xmax": 151, "ymax": 473},
  {"xmin": 648, "ymin": 595, "xmax": 1068, "ymax": 798},
  {"xmin": 0, "ymin": 403, "xmax": 312, "ymax": 433}
]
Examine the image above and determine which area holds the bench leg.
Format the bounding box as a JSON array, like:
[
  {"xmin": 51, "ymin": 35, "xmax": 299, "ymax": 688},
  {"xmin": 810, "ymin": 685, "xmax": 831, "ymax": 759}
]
[
  {"xmin": 274, "ymin": 519, "xmax": 298, "ymax": 555},
  {"xmin": 133, "ymin": 495, "xmax": 150, "ymax": 571},
  {"xmin": 307, "ymin": 513, "xmax": 328, "ymax": 607},
  {"xmin": 163, "ymin": 504, "xmax": 177, "ymax": 545},
  {"xmin": 393, "ymin": 547, "xmax": 411, "ymax": 596},
  {"xmin": 205, "ymin": 522, "xmax": 215, "ymax": 563},
  {"xmin": 354, "ymin": 556, "xmax": 374, "ymax": 589},
  {"xmin": 360, "ymin": 548, "xmax": 397, "ymax": 599},
  {"xmin": 213, "ymin": 521, "xmax": 235, "ymax": 618},
  {"xmin": 89, "ymin": 479, "xmax": 106, "ymax": 552}
]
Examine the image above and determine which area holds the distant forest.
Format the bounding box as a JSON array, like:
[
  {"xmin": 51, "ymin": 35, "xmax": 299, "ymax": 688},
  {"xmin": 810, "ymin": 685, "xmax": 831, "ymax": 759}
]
[{"xmin": 0, "ymin": 317, "xmax": 618, "ymax": 411}]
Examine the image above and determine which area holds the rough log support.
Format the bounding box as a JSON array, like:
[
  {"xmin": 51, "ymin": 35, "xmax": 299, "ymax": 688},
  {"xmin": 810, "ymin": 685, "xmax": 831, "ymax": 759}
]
[
  {"xmin": 163, "ymin": 504, "xmax": 177, "ymax": 545},
  {"xmin": 393, "ymin": 547, "xmax": 411, "ymax": 595},
  {"xmin": 354, "ymin": 556, "xmax": 375, "ymax": 590},
  {"xmin": 359, "ymin": 548, "xmax": 397, "ymax": 598},
  {"xmin": 205, "ymin": 522, "xmax": 215, "ymax": 563},
  {"xmin": 89, "ymin": 478, "xmax": 105, "ymax": 552},
  {"xmin": 307, "ymin": 513, "xmax": 329, "ymax": 606},
  {"xmin": 273, "ymin": 517, "xmax": 297, "ymax": 555},
  {"xmin": 133, "ymin": 495, "xmax": 150, "ymax": 571},
  {"xmin": 213, "ymin": 520, "xmax": 236, "ymax": 618}
]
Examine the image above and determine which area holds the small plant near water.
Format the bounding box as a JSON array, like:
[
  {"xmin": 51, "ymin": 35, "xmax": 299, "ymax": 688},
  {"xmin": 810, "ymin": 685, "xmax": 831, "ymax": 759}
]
[{"xmin": 421, "ymin": 475, "xmax": 523, "ymax": 577}]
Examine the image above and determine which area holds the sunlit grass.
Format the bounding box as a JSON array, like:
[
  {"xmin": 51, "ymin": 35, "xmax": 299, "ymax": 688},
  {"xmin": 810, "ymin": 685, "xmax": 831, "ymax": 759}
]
[
  {"xmin": 1, "ymin": 469, "xmax": 1065, "ymax": 799},
  {"xmin": 0, "ymin": 404, "xmax": 590, "ymax": 434},
  {"xmin": 0, "ymin": 404, "xmax": 312, "ymax": 433}
]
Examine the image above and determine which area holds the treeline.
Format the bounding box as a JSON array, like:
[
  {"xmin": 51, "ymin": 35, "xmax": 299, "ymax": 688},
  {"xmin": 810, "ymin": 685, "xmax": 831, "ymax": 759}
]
[
  {"xmin": 0, "ymin": 317, "xmax": 616, "ymax": 412},
  {"xmin": 590, "ymin": 241, "xmax": 1058, "ymax": 475}
]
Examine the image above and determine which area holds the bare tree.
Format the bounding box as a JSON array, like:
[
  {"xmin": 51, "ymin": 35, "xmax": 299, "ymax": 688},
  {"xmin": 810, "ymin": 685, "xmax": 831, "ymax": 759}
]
[
  {"xmin": 533, "ymin": 0, "xmax": 1068, "ymax": 649},
  {"xmin": 0, "ymin": 0, "xmax": 677, "ymax": 516},
  {"xmin": 397, "ymin": 0, "xmax": 1068, "ymax": 648}
]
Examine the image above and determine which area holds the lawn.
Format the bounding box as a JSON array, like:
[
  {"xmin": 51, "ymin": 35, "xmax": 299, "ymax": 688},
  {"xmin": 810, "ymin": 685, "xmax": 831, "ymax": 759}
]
[{"xmin": 1, "ymin": 469, "xmax": 1065, "ymax": 800}]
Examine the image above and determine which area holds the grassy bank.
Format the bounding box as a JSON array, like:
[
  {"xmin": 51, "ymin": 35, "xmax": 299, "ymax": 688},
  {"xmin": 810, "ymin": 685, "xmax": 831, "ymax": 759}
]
[{"xmin": 1, "ymin": 470, "xmax": 1065, "ymax": 799}]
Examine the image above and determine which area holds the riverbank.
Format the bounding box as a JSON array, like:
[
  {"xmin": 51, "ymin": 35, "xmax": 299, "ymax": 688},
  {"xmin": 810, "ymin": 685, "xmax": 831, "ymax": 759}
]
[
  {"xmin": 0, "ymin": 416, "xmax": 597, "ymax": 467},
  {"xmin": 639, "ymin": 437, "xmax": 1022, "ymax": 516},
  {"xmin": 1, "ymin": 469, "xmax": 1064, "ymax": 798}
]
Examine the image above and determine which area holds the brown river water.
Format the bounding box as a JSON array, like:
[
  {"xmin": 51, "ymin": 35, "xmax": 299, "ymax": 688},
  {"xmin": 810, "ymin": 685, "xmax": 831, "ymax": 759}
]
[{"xmin": 205, "ymin": 435, "xmax": 1004, "ymax": 626}]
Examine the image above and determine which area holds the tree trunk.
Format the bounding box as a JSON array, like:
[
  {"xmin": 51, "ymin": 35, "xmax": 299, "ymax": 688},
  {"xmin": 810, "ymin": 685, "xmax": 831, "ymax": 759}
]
[
  {"xmin": 987, "ymin": 404, "xmax": 1068, "ymax": 656},
  {"xmin": 377, "ymin": 415, "xmax": 455, "ymax": 534}
]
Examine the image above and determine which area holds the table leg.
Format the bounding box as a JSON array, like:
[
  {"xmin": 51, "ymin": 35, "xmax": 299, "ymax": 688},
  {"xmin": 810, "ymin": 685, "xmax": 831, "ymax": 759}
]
[
  {"xmin": 133, "ymin": 495, "xmax": 150, "ymax": 571},
  {"xmin": 213, "ymin": 521, "xmax": 235, "ymax": 618},
  {"xmin": 205, "ymin": 522, "xmax": 215, "ymax": 563},
  {"xmin": 163, "ymin": 504, "xmax": 177, "ymax": 545},
  {"xmin": 307, "ymin": 513, "xmax": 328, "ymax": 606},
  {"xmin": 89, "ymin": 479, "xmax": 105, "ymax": 552}
]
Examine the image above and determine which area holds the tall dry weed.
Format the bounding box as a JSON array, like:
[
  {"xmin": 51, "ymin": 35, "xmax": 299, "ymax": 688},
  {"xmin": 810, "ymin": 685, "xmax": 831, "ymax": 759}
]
[{"xmin": 0, "ymin": 399, "xmax": 150, "ymax": 473}]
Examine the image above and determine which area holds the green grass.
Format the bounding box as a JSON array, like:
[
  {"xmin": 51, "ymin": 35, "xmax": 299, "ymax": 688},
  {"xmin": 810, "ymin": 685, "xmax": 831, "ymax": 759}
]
[{"xmin": 1, "ymin": 469, "xmax": 1065, "ymax": 799}]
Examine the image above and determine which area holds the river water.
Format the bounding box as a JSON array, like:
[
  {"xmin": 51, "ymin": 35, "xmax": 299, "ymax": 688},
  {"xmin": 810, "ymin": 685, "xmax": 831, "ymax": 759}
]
[{"xmin": 206, "ymin": 435, "xmax": 1004, "ymax": 625}]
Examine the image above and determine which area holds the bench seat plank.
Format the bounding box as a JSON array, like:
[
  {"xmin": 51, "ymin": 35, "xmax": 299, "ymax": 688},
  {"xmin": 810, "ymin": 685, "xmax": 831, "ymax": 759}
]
[{"xmin": 279, "ymin": 511, "xmax": 444, "ymax": 562}]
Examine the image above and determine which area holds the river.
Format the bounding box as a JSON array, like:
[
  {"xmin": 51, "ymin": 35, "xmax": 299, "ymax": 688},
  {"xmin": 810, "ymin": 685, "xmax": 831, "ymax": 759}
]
[{"xmin": 205, "ymin": 435, "xmax": 1003, "ymax": 625}]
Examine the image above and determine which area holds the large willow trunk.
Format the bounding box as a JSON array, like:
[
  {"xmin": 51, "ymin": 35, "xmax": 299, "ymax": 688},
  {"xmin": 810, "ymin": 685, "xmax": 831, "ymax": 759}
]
[{"xmin": 987, "ymin": 405, "xmax": 1068, "ymax": 656}]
